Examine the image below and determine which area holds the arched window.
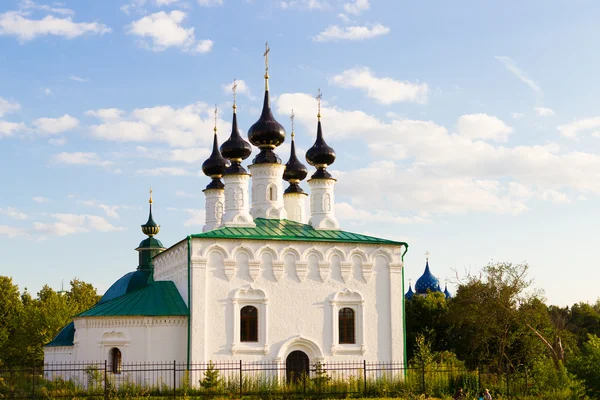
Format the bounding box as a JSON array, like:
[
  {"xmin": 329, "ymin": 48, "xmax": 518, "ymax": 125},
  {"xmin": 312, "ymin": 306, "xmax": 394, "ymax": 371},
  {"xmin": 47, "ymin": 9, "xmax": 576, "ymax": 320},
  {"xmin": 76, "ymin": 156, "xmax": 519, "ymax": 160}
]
[
  {"xmin": 338, "ymin": 308, "xmax": 355, "ymax": 344},
  {"xmin": 109, "ymin": 347, "xmax": 122, "ymax": 374},
  {"xmin": 240, "ymin": 305, "xmax": 258, "ymax": 342},
  {"xmin": 268, "ymin": 185, "xmax": 277, "ymax": 201}
]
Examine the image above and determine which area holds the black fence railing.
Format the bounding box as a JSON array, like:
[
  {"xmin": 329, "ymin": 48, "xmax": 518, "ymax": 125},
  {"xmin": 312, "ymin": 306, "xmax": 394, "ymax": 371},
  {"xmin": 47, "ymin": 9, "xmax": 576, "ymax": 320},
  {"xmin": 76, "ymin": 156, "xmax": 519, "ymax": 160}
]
[{"xmin": 0, "ymin": 360, "xmax": 532, "ymax": 398}]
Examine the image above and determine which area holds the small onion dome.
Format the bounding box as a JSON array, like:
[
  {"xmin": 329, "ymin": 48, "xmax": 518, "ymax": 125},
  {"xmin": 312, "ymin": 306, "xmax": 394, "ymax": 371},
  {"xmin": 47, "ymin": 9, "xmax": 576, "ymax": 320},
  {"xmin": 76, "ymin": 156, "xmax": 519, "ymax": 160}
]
[
  {"xmin": 283, "ymin": 134, "xmax": 307, "ymax": 194},
  {"xmin": 405, "ymin": 284, "xmax": 415, "ymax": 300},
  {"xmin": 248, "ymin": 89, "xmax": 286, "ymax": 164},
  {"xmin": 141, "ymin": 196, "xmax": 160, "ymax": 237},
  {"xmin": 306, "ymin": 119, "xmax": 336, "ymax": 179},
  {"xmin": 415, "ymin": 260, "xmax": 441, "ymax": 295},
  {"xmin": 444, "ymin": 284, "xmax": 452, "ymax": 299},
  {"xmin": 202, "ymin": 128, "xmax": 230, "ymax": 190},
  {"xmin": 221, "ymin": 108, "xmax": 252, "ymax": 175}
]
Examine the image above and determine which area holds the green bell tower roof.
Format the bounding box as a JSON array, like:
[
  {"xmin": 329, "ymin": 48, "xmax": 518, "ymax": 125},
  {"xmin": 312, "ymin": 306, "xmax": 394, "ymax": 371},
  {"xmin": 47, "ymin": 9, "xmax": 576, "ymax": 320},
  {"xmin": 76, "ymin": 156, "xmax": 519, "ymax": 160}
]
[{"xmin": 136, "ymin": 188, "xmax": 165, "ymax": 271}]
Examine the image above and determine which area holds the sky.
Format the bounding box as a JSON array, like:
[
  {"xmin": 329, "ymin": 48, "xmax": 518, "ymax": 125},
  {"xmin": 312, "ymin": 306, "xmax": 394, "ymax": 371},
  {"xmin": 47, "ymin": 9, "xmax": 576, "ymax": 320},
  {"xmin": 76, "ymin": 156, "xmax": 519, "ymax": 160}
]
[{"xmin": 1, "ymin": 0, "xmax": 599, "ymax": 307}]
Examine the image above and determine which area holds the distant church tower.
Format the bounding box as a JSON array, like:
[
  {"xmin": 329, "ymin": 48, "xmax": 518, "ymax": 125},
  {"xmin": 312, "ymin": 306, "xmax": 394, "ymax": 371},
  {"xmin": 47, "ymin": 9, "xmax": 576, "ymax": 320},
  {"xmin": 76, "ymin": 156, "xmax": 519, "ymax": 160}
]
[{"xmin": 283, "ymin": 110, "xmax": 308, "ymax": 223}]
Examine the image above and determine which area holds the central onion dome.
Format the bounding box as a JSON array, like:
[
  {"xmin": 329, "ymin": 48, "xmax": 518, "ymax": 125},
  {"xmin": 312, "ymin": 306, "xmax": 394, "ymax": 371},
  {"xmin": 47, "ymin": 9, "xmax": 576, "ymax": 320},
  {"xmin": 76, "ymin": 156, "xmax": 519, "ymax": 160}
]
[
  {"xmin": 306, "ymin": 94, "xmax": 336, "ymax": 179},
  {"xmin": 221, "ymin": 104, "xmax": 252, "ymax": 175},
  {"xmin": 248, "ymin": 44, "xmax": 286, "ymax": 164},
  {"xmin": 202, "ymin": 120, "xmax": 230, "ymax": 189},
  {"xmin": 141, "ymin": 191, "xmax": 160, "ymax": 237},
  {"xmin": 283, "ymin": 119, "xmax": 308, "ymax": 193}
]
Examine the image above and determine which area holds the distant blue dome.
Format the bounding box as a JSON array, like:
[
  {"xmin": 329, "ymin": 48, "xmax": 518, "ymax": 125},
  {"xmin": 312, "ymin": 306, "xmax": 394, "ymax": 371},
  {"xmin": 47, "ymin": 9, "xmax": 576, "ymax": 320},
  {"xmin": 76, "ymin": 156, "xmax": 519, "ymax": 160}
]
[
  {"xmin": 405, "ymin": 284, "xmax": 414, "ymax": 300},
  {"xmin": 99, "ymin": 270, "xmax": 151, "ymax": 304},
  {"xmin": 415, "ymin": 261, "xmax": 441, "ymax": 294},
  {"xmin": 444, "ymin": 285, "xmax": 452, "ymax": 299}
]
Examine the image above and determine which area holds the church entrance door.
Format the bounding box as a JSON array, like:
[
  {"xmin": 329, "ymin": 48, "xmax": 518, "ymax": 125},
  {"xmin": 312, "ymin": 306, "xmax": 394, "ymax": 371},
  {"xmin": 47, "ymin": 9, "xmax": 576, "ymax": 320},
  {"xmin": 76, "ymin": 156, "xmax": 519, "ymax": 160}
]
[{"xmin": 285, "ymin": 350, "xmax": 309, "ymax": 383}]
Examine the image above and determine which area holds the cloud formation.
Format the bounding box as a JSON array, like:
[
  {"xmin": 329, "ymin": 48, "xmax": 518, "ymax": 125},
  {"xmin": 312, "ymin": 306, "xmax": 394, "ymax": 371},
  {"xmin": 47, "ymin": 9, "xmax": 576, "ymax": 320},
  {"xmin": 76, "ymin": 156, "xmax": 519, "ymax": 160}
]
[{"xmin": 313, "ymin": 24, "xmax": 389, "ymax": 41}]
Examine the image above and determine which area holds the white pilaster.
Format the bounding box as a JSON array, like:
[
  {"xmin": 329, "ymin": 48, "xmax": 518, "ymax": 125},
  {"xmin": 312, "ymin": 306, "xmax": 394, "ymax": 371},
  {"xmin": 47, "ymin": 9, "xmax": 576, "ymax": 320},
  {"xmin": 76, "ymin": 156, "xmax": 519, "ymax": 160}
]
[
  {"xmin": 308, "ymin": 178, "xmax": 339, "ymax": 230},
  {"xmin": 221, "ymin": 174, "xmax": 255, "ymax": 228},
  {"xmin": 284, "ymin": 192, "xmax": 307, "ymax": 223},
  {"xmin": 203, "ymin": 188, "xmax": 224, "ymax": 232},
  {"xmin": 248, "ymin": 163, "xmax": 287, "ymax": 219}
]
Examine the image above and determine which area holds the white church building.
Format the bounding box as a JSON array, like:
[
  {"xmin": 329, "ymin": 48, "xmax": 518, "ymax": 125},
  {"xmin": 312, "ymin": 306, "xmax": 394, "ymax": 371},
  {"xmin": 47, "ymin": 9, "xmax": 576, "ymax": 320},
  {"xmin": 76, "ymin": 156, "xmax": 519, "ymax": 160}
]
[{"xmin": 44, "ymin": 48, "xmax": 409, "ymax": 381}]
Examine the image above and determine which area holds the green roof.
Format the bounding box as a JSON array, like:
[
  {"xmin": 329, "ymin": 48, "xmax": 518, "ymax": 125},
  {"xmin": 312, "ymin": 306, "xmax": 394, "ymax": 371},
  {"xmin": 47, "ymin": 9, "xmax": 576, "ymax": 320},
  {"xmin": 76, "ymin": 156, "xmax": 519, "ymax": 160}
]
[
  {"xmin": 45, "ymin": 322, "xmax": 75, "ymax": 347},
  {"xmin": 191, "ymin": 218, "xmax": 406, "ymax": 246},
  {"xmin": 76, "ymin": 281, "xmax": 188, "ymax": 318}
]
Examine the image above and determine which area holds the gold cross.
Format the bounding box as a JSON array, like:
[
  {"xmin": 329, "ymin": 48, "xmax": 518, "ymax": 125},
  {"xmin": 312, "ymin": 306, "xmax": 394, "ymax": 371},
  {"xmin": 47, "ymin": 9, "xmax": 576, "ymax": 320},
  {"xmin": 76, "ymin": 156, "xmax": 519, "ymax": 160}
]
[
  {"xmin": 425, "ymin": 250, "xmax": 430, "ymax": 261},
  {"xmin": 149, "ymin": 187, "xmax": 153, "ymax": 204},
  {"xmin": 263, "ymin": 41, "xmax": 270, "ymax": 75},
  {"xmin": 316, "ymin": 88, "xmax": 322, "ymax": 119},
  {"xmin": 290, "ymin": 109, "xmax": 295, "ymax": 138},
  {"xmin": 232, "ymin": 79, "xmax": 238, "ymax": 109},
  {"xmin": 213, "ymin": 104, "xmax": 218, "ymax": 133}
]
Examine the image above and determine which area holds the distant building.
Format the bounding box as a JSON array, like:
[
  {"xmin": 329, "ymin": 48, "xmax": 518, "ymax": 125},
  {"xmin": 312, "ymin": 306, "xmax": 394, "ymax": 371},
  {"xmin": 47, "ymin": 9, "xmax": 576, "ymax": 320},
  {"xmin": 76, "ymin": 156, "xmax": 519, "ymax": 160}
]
[{"xmin": 404, "ymin": 256, "xmax": 452, "ymax": 300}]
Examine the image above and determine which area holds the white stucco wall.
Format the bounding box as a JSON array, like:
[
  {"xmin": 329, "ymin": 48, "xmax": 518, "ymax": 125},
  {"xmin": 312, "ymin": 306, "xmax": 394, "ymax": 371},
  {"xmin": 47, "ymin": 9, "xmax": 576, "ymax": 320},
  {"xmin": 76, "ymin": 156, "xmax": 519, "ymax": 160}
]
[{"xmin": 154, "ymin": 238, "xmax": 406, "ymax": 365}]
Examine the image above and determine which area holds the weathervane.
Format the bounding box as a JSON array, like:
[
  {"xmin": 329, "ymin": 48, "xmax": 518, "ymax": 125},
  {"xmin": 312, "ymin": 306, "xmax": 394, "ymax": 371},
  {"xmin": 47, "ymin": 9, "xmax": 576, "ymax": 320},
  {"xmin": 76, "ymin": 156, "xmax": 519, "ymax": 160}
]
[
  {"xmin": 316, "ymin": 88, "xmax": 322, "ymax": 120},
  {"xmin": 213, "ymin": 105, "xmax": 218, "ymax": 133},
  {"xmin": 232, "ymin": 79, "xmax": 238, "ymax": 110},
  {"xmin": 290, "ymin": 109, "xmax": 295, "ymax": 139}
]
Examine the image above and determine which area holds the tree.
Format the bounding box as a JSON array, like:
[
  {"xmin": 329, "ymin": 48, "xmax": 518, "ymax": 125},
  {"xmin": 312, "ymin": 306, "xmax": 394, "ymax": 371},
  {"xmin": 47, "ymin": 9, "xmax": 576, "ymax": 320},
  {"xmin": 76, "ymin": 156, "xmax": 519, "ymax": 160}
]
[
  {"xmin": 0, "ymin": 277, "xmax": 23, "ymax": 364},
  {"xmin": 200, "ymin": 361, "xmax": 223, "ymax": 391},
  {"xmin": 405, "ymin": 291, "xmax": 450, "ymax": 360},
  {"xmin": 568, "ymin": 334, "xmax": 600, "ymax": 397}
]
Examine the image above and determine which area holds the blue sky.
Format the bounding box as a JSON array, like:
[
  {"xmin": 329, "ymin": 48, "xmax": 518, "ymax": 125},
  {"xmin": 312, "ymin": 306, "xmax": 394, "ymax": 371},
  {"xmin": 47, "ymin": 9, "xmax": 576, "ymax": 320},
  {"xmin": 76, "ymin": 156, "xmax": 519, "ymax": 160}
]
[{"xmin": 1, "ymin": 0, "xmax": 599, "ymax": 306}]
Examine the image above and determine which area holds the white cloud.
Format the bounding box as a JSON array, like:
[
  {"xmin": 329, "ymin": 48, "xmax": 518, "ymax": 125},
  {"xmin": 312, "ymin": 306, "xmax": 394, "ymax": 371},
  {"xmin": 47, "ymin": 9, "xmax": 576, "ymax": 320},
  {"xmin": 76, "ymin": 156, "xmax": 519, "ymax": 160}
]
[
  {"xmin": 70, "ymin": 75, "xmax": 89, "ymax": 82},
  {"xmin": 87, "ymin": 102, "xmax": 228, "ymax": 147},
  {"xmin": 136, "ymin": 167, "xmax": 190, "ymax": 176},
  {"xmin": 19, "ymin": 0, "xmax": 74, "ymax": 16},
  {"xmin": 0, "ymin": 11, "xmax": 111, "ymax": 42},
  {"xmin": 183, "ymin": 208, "xmax": 204, "ymax": 226},
  {"xmin": 535, "ymin": 107, "xmax": 554, "ymax": 117},
  {"xmin": 0, "ymin": 225, "xmax": 26, "ymax": 238},
  {"xmin": 48, "ymin": 137, "xmax": 66, "ymax": 146},
  {"xmin": 313, "ymin": 24, "xmax": 389, "ymax": 42},
  {"xmin": 457, "ymin": 113, "xmax": 513, "ymax": 142},
  {"xmin": 511, "ymin": 112, "xmax": 525, "ymax": 119},
  {"xmin": 34, "ymin": 213, "xmax": 124, "ymax": 236},
  {"xmin": 79, "ymin": 200, "xmax": 134, "ymax": 218},
  {"xmin": 221, "ymin": 79, "xmax": 254, "ymax": 100},
  {"xmin": 279, "ymin": 0, "xmax": 327, "ymax": 9},
  {"xmin": 136, "ymin": 146, "xmax": 210, "ymax": 163},
  {"xmin": 52, "ymin": 152, "xmax": 112, "ymax": 167},
  {"xmin": 0, "ymin": 96, "xmax": 21, "ymax": 117},
  {"xmin": 33, "ymin": 114, "xmax": 79, "ymax": 134},
  {"xmin": 343, "ymin": 0, "xmax": 369, "ymax": 15},
  {"xmin": 0, "ymin": 121, "xmax": 27, "ymax": 138},
  {"xmin": 337, "ymin": 13, "xmax": 352, "ymax": 23},
  {"xmin": 197, "ymin": 0, "xmax": 223, "ymax": 6},
  {"xmin": 336, "ymin": 202, "xmax": 431, "ymax": 224},
  {"xmin": 330, "ymin": 67, "xmax": 428, "ymax": 105},
  {"xmin": 0, "ymin": 207, "xmax": 28, "ymax": 220},
  {"xmin": 127, "ymin": 11, "xmax": 213, "ymax": 53},
  {"xmin": 157, "ymin": 0, "xmax": 179, "ymax": 4},
  {"xmin": 495, "ymin": 56, "xmax": 542, "ymax": 94},
  {"xmin": 32, "ymin": 196, "xmax": 49, "ymax": 203},
  {"xmin": 557, "ymin": 117, "xmax": 600, "ymax": 138}
]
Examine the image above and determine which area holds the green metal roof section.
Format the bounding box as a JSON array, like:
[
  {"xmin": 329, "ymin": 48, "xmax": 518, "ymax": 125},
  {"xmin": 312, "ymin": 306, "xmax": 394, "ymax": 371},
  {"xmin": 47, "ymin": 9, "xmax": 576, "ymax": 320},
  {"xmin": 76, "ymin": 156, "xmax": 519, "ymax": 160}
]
[
  {"xmin": 191, "ymin": 218, "xmax": 406, "ymax": 246},
  {"xmin": 76, "ymin": 281, "xmax": 188, "ymax": 318},
  {"xmin": 45, "ymin": 322, "xmax": 75, "ymax": 347}
]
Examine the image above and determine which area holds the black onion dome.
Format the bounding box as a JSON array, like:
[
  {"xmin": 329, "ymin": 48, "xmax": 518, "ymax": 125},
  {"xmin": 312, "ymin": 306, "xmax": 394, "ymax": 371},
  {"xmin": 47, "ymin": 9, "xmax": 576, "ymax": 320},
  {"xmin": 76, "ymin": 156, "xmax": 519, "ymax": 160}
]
[
  {"xmin": 248, "ymin": 90, "xmax": 286, "ymax": 164},
  {"xmin": 221, "ymin": 110, "xmax": 252, "ymax": 175},
  {"xmin": 202, "ymin": 130, "xmax": 230, "ymax": 190},
  {"xmin": 284, "ymin": 135, "xmax": 308, "ymax": 194},
  {"xmin": 306, "ymin": 119, "xmax": 336, "ymax": 179}
]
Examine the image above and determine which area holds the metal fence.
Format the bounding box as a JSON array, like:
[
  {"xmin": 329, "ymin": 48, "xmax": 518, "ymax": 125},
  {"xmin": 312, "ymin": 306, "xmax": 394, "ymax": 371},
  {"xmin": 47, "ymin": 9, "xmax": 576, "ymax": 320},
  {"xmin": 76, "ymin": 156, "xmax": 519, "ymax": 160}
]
[{"xmin": 0, "ymin": 360, "xmax": 533, "ymax": 398}]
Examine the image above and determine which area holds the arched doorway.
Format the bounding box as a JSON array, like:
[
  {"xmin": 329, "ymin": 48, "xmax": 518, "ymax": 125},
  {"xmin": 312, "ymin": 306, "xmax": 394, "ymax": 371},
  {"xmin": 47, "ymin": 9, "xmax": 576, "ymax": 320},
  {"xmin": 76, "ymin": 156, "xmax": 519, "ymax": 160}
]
[{"xmin": 286, "ymin": 350, "xmax": 309, "ymax": 383}]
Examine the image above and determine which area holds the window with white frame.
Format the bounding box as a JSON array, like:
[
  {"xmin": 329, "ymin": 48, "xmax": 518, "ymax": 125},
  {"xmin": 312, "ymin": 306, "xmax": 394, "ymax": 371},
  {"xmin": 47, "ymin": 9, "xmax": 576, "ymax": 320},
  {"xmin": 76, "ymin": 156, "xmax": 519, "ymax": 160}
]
[
  {"xmin": 330, "ymin": 289, "xmax": 365, "ymax": 355},
  {"xmin": 231, "ymin": 286, "xmax": 268, "ymax": 354}
]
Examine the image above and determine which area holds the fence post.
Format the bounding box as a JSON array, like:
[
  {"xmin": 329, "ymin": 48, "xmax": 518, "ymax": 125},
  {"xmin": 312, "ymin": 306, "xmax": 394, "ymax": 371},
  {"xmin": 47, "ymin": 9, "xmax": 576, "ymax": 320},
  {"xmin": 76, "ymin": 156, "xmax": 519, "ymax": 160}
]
[
  {"xmin": 173, "ymin": 360, "xmax": 176, "ymax": 399},
  {"xmin": 104, "ymin": 359, "xmax": 108, "ymax": 400},
  {"xmin": 239, "ymin": 360, "xmax": 243, "ymax": 397},
  {"xmin": 421, "ymin": 360, "xmax": 426, "ymax": 395},
  {"xmin": 363, "ymin": 360, "xmax": 367, "ymax": 395}
]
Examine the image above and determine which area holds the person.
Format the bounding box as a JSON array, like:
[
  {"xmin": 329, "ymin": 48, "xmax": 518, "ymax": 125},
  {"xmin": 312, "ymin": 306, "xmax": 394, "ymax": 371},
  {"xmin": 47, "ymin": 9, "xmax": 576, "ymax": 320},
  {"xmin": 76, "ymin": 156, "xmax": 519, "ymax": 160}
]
[
  {"xmin": 478, "ymin": 391, "xmax": 484, "ymax": 400},
  {"xmin": 452, "ymin": 387, "xmax": 465, "ymax": 400},
  {"xmin": 483, "ymin": 388, "xmax": 492, "ymax": 400}
]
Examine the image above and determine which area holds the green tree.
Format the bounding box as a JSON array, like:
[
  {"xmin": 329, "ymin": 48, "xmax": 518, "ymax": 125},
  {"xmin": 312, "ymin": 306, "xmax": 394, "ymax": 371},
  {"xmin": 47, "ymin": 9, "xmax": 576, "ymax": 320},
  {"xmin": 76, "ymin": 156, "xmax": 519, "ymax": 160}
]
[
  {"xmin": 200, "ymin": 361, "xmax": 223, "ymax": 391},
  {"xmin": 568, "ymin": 334, "xmax": 600, "ymax": 397},
  {"xmin": 405, "ymin": 291, "xmax": 449, "ymax": 360},
  {"xmin": 0, "ymin": 277, "xmax": 23, "ymax": 364}
]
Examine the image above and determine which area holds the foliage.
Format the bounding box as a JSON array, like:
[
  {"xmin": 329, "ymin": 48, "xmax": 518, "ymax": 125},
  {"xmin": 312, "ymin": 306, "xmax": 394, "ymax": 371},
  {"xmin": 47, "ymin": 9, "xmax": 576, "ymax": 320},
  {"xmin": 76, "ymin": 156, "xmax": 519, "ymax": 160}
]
[
  {"xmin": 568, "ymin": 334, "xmax": 600, "ymax": 398},
  {"xmin": 405, "ymin": 291, "xmax": 450, "ymax": 361},
  {"xmin": 200, "ymin": 361, "xmax": 223, "ymax": 391}
]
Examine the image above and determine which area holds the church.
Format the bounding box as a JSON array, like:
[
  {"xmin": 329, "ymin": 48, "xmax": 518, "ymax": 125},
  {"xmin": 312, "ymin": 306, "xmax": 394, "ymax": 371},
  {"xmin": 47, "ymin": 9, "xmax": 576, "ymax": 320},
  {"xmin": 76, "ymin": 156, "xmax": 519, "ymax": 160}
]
[{"xmin": 43, "ymin": 46, "xmax": 409, "ymax": 381}]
